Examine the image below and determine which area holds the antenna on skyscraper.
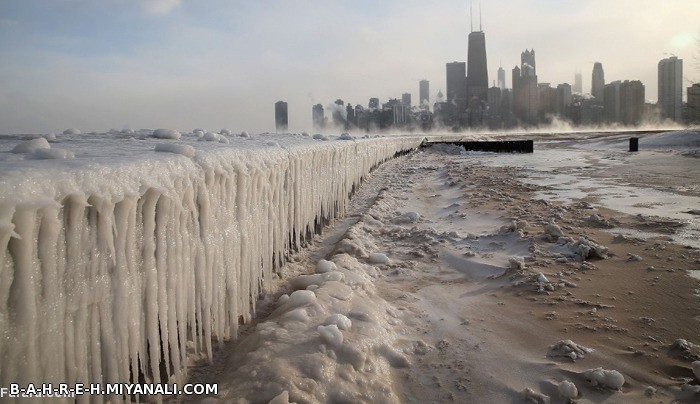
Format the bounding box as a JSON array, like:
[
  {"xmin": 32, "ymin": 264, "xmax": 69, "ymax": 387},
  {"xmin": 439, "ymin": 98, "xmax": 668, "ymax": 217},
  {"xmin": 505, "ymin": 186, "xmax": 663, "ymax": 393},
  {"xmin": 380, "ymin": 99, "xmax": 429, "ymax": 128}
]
[
  {"xmin": 479, "ymin": 2, "xmax": 482, "ymax": 31},
  {"xmin": 469, "ymin": 1, "xmax": 473, "ymax": 32}
]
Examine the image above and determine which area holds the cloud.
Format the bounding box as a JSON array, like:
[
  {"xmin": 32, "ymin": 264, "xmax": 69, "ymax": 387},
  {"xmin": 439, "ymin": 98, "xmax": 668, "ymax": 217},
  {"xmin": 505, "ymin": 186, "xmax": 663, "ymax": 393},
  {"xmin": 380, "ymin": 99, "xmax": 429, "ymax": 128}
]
[{"xmin": 141, "ymin": 0, "xmax": 181, "ymax": 15}]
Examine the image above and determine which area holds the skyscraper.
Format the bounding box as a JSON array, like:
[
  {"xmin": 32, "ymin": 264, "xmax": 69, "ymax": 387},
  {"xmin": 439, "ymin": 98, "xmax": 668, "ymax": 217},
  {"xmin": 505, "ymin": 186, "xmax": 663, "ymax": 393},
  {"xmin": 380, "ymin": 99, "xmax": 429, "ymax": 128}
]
[
  {"xmin": 658, "ymin": 56, "xmax": 683, "ymax": 122},
  {"xmin": 312, "ymin": 104, "xmax": 324, "ymax": 130},
  {"xmin": 275, "ymin": 101, "xmax": 288, "ymax": 132},
  {"xmin": 512, "ymin": 50, "xmax": 538, "ymax": 124},
  {"xmin": 497, "ymin": 66, "xmax": 505, "ymax": 90},
  {"xmin": 591, "ymin": 62, "xmax": 605, "ymax": 100},
  {"xmin": 574, "ymin": 72, "xmax": 582, "ymax": 94},
  {"xmin": 402, "ymin": 93, "xmax": 412, "ymax": 109},
  {"xmin": 603, "ymin": 81, "xmax": 621, "ymax": 124},
  {"xmin": 466, "ymin": 30, "xmax": 488, "ymax": 102},
  {"xmin": 688, "ymin": 84, "xmax": 700, "ymax": 124},
  {"xmin": 620, "ymin": 80, "xmax": 644, "ymax": 125},
  {"xmin": 419, "ymin": 80, "xmax": 430, "ymax": 106},
  {"xmin": 521, "ymin": 49, "xmax": 536, "ymax": 76},
  {"xmin": 446, "ymin": 62, "xmax": 467, "ymax": 112}
]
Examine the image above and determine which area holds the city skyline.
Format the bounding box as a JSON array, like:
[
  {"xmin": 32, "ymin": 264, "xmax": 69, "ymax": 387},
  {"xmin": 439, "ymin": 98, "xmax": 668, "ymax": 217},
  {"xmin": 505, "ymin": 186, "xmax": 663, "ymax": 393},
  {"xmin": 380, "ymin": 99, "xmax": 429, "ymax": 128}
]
[{"xmin": 1, "ymin": 0, "xmax": 699, "ymax": 134}]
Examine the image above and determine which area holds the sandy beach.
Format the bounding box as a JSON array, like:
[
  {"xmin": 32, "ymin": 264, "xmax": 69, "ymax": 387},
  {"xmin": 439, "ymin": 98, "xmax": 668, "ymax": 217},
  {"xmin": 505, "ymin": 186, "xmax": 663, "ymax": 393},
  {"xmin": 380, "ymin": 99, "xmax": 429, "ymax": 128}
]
[{"xmin": 184, "ymin": 131, "xmax": 700, "ymax": 404}]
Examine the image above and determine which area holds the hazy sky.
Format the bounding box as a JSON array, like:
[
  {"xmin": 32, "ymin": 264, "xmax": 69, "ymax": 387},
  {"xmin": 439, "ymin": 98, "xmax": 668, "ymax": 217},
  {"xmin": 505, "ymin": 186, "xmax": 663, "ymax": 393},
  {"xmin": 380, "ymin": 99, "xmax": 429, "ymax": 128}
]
[{"xmin": 1, "ymin": 0, "xmax": 699, "ymax": 134}]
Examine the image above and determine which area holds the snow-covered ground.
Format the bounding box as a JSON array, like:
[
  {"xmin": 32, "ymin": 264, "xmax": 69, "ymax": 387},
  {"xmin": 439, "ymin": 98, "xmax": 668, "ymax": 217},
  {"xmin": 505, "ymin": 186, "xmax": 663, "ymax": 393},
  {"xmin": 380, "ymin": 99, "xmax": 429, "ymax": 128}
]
[
  {"xmin": 187, "ymin": 130, "xmax": 700, "ymax": 403},
  {"xmin": 1, "ymin": 129, "xmax": 700, "ymax": 403}
]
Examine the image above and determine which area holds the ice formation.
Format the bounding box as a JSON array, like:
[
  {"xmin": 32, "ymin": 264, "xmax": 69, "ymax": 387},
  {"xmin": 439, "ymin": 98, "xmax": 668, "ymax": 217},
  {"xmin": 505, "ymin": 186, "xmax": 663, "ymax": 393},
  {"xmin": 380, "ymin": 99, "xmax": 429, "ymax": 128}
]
[
  {"xmin": 583, "ymin": 367, "xmax": 625, "ymax": 390},
  {"xmin": 11, "ymin": 137, "xmax": 50, "ymax": 153},
  {"xmin": 0, "ymin": 132, "xmax": 420, "ymax": 389},
  {"xmin": 558, "ymin": 380, "xmax": 578, "ymax": 400},
  {"xmin": 152, "ymin": 128, "xmax": 182, "ymax": 139},
  {"xmin": 547, "ymin": 340, "xmax": 593, "ymax": 361},
  {"xmin": 154, "ymin": 143, "xmax": 196, "ymax": 158}
]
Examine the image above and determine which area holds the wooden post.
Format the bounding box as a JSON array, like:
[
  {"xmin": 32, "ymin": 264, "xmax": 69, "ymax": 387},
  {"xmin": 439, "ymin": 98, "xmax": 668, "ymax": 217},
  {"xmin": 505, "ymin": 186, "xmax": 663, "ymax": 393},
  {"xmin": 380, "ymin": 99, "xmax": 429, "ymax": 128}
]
[{"xmin": 629, "ymin": 137, "xmax": 639, "ymax": 152}]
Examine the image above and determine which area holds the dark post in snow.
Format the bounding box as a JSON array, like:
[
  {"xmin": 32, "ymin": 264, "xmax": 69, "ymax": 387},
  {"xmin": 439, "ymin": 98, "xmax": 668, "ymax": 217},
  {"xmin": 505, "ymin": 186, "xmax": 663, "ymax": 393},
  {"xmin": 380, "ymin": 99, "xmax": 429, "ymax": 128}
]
[{"xmin": 629, "ymin": 137, "xmax": 639, "ymax": 152}]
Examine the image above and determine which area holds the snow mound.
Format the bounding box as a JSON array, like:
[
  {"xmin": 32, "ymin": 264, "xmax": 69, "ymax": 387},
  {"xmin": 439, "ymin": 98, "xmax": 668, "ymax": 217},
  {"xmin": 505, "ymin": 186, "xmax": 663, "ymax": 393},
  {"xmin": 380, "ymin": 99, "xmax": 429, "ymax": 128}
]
[
  {"xmin": 558, "ymin": 380, "xmax": 578, "ymax": 400},
  {"xmin": 290, "ymin": 272, "xmax": 344, "ymax": 290},
  {"xmin": 317, "ymin": 324, "xmax": 343, "ymax": 347},
  {"xmin": 30, "ymin": 148, "xmax": 74, "ymax": 160},
  {"xmin": 583, "ymin": 367, "xmax": 625, "ymax": 390},
  {"xmin": 154, "ymin": 143, "xmax": 195, "ymax": 158},
  {"xmin": 198, "ymin": 131, "xmax": 230, "ymax": 143},
  {"xmin": 368, "ymin": 253, "xmax": 390, "ymax": 265},
  {"xmin": 548, "ymin": 340, "xmax": 593, "ymax": 361},
  {"xmin": 554, "ymin": 236, "xmax": 608, "ymax": 261},
  {"xmin": 316, "ymin": 259, "xmax": 337, "ymax": 273},
  {"xmin": 543, "ymin": 222, "xmax": 564, "ymax": 238},
  {"xmin": 62, "ymin": 128, "xmax": 81, "ymax": 135},
  {"xmin": 324, "ymin": 314, "xmax": 352, "ymax": 331},
  {"xmin": 393, "ymin": 211, "xmax": 421, "ymax": 224},
  {"xmin": 521, "ymin": 387, "xmax": 550, "ymax": 404},
  {"xmin": 219, "ymin": 128, "xmax": 231, "ymax": 136},
  {"xmin": 44, "ymin": 133, "xmax": 57, "ymax": 141},
  {"xmin": 152, "ymin": 128, "xmax": 182, "ymax": 139},
  {"xmin": 11, "ymin": 138, "xmax": 51, "ymax": 153}
]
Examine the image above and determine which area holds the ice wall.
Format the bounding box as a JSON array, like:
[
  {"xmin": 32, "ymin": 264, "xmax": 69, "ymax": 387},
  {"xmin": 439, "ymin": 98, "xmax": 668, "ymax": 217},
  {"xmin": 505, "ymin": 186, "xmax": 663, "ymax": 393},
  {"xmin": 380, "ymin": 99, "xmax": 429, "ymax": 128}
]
[{"xmin": 0, "ymin": 133, "xmax": 421, "ymax": 395}]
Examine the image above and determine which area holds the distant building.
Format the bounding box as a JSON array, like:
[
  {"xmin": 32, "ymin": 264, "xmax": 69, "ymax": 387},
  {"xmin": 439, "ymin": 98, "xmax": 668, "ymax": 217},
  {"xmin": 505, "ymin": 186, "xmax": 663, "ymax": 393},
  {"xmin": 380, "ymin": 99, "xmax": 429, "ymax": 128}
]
[
  {"xmin": 497, "ymin": 66, "xmax": 506, "ymax": 90},
  {"xmin": 312, "ymin": 104, "xmax": 324, "ymax": 130},
  {"xmin": 556, "ymin": 83, "xmax": 572, "ymax": 115},
  {"xmin": 512, "ymin": 50, "xmax": 539, "ymax": 125},
  {"xmin": 573, "ymin": 72, "xmax": 583, "ymax": 94},
  {"xmin": 688, "ymin": 84, "xmax": 700, "ymax": 124},
  {"xmin": 591, "ymin": 62, "xmax": 605, "ymax": 101},
  {"xmin": 538, "ymin": 83, "xmax": 556, "ymax": 119},
  {"xmin": 658, "ymin": 56, "xmax": 683, "ymax": 122},
  {"xmin": 368, "ymin": 97, "xmax": 380, "ymax": 110},
  {"xmin": 620, "ymin": 80, "xmax": 644, "ymax": 125},
  {"xmin": 603, "ymin": 81, "xmax": 621, "ymax": 124},
  {"xmin": 419, "ymin": 80, "xmax": 430, "ymax": 106},
  {"xmin": 446, "ymin": 62, "xmax": 467, "ymax": 113},
  {"xmin": 402, "ymin": 93, "xmax": 412, "ymax": 109},
  {"xmin": 275, "ymin": 101, "xmax": 288, "ymax": 132},
  {"xmin": 521, "ymin": 49, "xmax": 536, "ymax": 76},
  {"xmin": 466, "ymin": 30, "xmax": 489, "ymax": 102},
  {"xmin": 346, "ymin": 104, "xmax": 355, "ymax": 128}
]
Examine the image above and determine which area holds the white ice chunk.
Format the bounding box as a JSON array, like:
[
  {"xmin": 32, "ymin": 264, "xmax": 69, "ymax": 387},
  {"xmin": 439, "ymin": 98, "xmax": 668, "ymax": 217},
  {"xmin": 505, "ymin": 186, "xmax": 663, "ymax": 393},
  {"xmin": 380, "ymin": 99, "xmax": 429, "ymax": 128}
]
[
  {"xmin": 558, "ymin": 380, "xmax": 578, "ymax": 399},
  {"xmin": 152, "ymin": 128, "xmax": 182, "ymax": 139},
  {"xmin": 583, "ymin": 367, "xmax": 625, "ymax": 390},
  {"xmin": 324, "ymin": 314, "xmax": 352, "ymax": 331},
  {"xmin": 62, "ymin": 128, "xmax": 81, "ymax": 135},
  {"xmin": 154, "ymin": 143, "xmax": 195, "ymax": 158},
  {"xmin": 11, "ymin": 138, "xmax": 50, "ymax": 153},
  {"xmin": 368, "ymin": 253, "xmax": 390, "ymax": 265},
  {"xmin": 394, "ymin": 211, "xmax": 421, "ymax": 224},
  {"xmin": 30, "ymin": 148, "xmax": 74, "ymax": 160},
  {"xmin": 316, "ymin": 259, "xmax": 337, "ymax": 274},
  {"xmin": 286, "ymin": 290, "xmax": 317, "ymax": 309},
  {"xmin": 317, "ymin": 324, "xmax": 343, "ymax": 348}
]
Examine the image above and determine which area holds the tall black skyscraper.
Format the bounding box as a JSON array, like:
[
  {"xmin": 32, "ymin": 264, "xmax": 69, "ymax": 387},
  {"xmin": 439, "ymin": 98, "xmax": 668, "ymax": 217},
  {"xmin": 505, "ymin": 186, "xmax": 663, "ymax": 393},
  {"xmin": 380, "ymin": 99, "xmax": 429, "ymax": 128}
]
[
  {"xmin": 466, "ymin": 28, "xmax": 488, "ymax": 102},
  {"xmin": 275, "ymin": 101, "xmax": 288, "ymax": 132}
]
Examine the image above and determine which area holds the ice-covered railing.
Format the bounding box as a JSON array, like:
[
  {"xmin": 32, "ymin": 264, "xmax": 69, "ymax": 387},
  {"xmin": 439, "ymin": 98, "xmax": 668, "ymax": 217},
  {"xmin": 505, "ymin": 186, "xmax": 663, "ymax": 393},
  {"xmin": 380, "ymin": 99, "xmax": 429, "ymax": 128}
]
[{"xmin": 0, "ymin": 131, "xmax": 422, "ymax": 392}]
